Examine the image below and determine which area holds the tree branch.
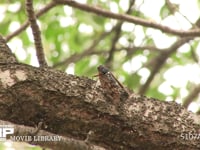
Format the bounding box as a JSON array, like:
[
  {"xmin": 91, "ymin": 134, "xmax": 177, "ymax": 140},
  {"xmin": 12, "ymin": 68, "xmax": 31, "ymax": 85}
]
[
  {"xmin": 2, "ymin": 2, "xmax": 200, "ymax": 149},
  {"xmin": 105, "ymin": 0, "xmax": 135, "ymax": 67},
  {"xmin": 0, "ymin": 35, "xmax": 17, "ymax": 63},
  {"xmin": 139, "ymin": 37, "xmax": 193, "ymax": 95},
  {"xmin": 55, "ymin": 0, "xmax": 200, "ymax": 37},
  {"xmin": 0, "ymin": 61, "xmax": 200, "ymax": 149},
  {"xmin": 0, "ymin": 120, "xmax": 104, "ymax": 150},
  {"xmin": 183, "ymin": 84, "xmax": 200, "ymax": 108},
  {"xmin": 26, "ymin": 0, "xmax": 47, "ymax": 67},
  {"xmin": 53, "ymin": 31, "xmax": 110, "ymax": 68}
]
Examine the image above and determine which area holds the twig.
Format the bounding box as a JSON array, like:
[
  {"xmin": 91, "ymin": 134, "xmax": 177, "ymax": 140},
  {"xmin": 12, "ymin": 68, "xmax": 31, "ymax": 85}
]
[
  {"xmin": 54, "ymin": 43, "xmax": 163, "ymax": 68},
  {"xmin": 5, "ymin": 1, "xmax": 57, "ymax": 42},
  {"xmin": 166, "ymin": 0, "xmax": 194, "ymax": 27},
  {"xmin": 54, "ymin": 0, "xmax": 200, "ymax": 37},
  {"xmin": 123, "ymin": 45, "xmax": 163, "ymax": 52},
  {"xmin": 183, "ymin": 85, "xmax": 200, "ymax": 108},
  {"xmin": 105, "ymin": 0, "xmax": 135, "ymax": 67},
  {"xmin": 190, "ymin": 43, "xmax": 199, "ymax": 63},
  {"xmin": 26, "ymin": 0, "xmax": 47, "ymax": 67},
  {"xmin": 105, "ymin": 23, "xmax": 122, "ymax": 67}
]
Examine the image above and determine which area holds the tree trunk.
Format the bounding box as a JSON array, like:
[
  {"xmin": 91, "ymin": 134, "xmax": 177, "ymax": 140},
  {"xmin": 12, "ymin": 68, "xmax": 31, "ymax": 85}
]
[{"xmin": 0, "ymin": 35, "xmax": 200, "ymax": 149}]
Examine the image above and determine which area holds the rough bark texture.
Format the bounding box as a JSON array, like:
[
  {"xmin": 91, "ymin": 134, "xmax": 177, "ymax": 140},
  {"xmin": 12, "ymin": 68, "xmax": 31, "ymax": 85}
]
[{"xmin": 1, "ymin": 35, "xmax": 200, "ymax": 149}]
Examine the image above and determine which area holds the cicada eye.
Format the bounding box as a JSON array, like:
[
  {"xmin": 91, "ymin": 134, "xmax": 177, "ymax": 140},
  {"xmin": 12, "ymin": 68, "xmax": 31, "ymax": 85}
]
[{"xmin": 98, "ymin": 65, "xmax": 109, "ymax": 74}]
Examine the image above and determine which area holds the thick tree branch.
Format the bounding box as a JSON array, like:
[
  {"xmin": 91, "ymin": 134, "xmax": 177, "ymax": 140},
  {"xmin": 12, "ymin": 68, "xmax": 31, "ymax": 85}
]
[
  {"xmin": 0, "ymin": 35, "xmax": 17, "ymax": 63},
  {"xmin": 2, "ymin": 3, "xmax": 200, "ymax": 149},
  {"xmin": 0, "ymin": 37, "xmax": 200, "ymax": 149},
  {"xmin": 26, "ymin": 0, "xmax": 47, "ymax": 67},
  {"xmin": 55, "ymin": 0, "xmax": 200, "ymax": 37},
  {"xmin": 0, "ymin": 62, "xmax": 200, "ymax": 149}
]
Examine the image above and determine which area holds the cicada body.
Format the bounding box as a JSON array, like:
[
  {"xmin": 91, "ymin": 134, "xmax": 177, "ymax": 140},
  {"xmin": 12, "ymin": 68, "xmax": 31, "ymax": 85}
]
[{"xmin": 96, "ymin": 65, "xmax": 129, "ymax": 104}]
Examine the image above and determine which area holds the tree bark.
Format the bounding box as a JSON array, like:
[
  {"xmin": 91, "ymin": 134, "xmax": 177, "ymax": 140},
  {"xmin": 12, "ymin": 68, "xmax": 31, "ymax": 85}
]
[{"xmin": 0, "ymin": 35, "xmax": 200, "ymax": 149}]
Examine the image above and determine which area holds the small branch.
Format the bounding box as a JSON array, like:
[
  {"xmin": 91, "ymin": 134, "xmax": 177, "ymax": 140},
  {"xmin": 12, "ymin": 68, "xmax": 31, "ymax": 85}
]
[
  {"xmin": 5, "ymin": 1, "xmax": 57, "ymax": 42},
  {"xmin": 53, "ymin": 17, "xmax": 138, "ymax": 68},
  {"xmin": 138, "ymin": 15, "xmax": 200, "ymax": 96},
  {"xmin": 190, "ymin": 45, "xmax": 199, "ymax": 63},
  {"xmin": 26, "ymin": 0, "xmax": 47, "ymax": 67},
  {"xmin": 122, "ymin": 45, "xmax": 163, "ymax": 53},
  {"xmin": 6, "ymin": 0, "xmax": 200, "ymax": 40},
  {"xmin": 105, "ymin": 23, "xmax": 122, "ymax": 67},
  {"xmin": 0, "ymin": 120, "xmax": 104, "ymax": 150},
  {"xmin": 105, "ymin": 1, "xmax": 135, "ymax": 67},
  {"xmin": 53, "ymin": 31, "xmax": 110, "ymax": 68},
  {"xmin": 53, "ymin": 44, "xmax": 163, "ymax": 69},
  {"xmin": 138, "ymin": 37, "xmax": 193, "ymax": 95},
  {"xmin": 183, "ymin": 85, "xmax": 200, "ymax": 108},
  {"xmin": 55, "ymin": 0, "xmax": 200, "ymax": 37}
]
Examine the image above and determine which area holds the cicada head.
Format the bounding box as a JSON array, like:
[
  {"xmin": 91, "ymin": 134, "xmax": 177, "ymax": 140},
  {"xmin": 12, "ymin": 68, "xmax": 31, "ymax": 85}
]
[{"xmin": 97, "ymin": 65, "xmax": 109, "ymax": 75}]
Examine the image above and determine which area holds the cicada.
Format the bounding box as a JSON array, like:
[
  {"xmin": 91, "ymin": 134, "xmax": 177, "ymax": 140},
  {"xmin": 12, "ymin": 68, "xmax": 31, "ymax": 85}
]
[{"xmin": 95, "ymin": 65, "xmax": 129, "ymax": 103}]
